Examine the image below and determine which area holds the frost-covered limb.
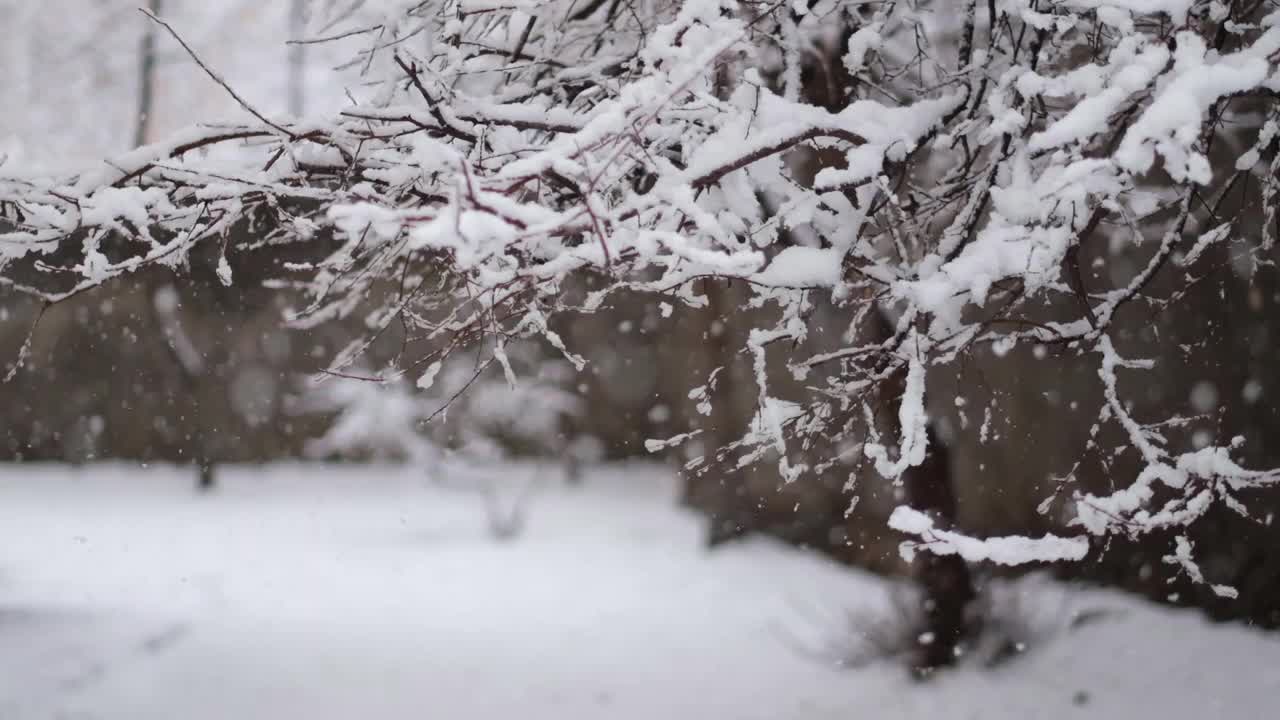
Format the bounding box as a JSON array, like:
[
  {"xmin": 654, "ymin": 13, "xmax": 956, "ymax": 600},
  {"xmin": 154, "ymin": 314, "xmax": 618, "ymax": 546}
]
[
  {"xmin": 864, "ymin": 351, "xmax": 930, "ymax": 482},
  {"xmin": 1074, "ymin": 337, "xmax": 1280, "ymax": 539},
  {"xmin": 889, "ymin": 506, "xmax": 1090, "ymax": 566},
  {"xmin": 1163, "ymin": 535, "xmax": 1240, "ymax": 599}
]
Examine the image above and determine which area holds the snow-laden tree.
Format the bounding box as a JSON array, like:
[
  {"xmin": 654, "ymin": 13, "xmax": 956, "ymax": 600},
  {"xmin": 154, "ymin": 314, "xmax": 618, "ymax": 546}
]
[{"xmin": 4, "ymin": 0, "xmax": 1280, "ymax": 669}]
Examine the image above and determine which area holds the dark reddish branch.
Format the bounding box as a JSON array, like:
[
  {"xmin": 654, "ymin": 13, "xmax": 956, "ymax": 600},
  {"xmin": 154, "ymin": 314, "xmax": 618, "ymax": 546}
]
[
  {"xmin": 957, "ymin": 0, "xmax": 979, "ymax": 71},
  {"xmin": 509, "ymin": 16, "xmax": 537, "ymax": 62},
  {"xmin": 393, "ymin": 55, "xmax": 478, "ymax": 144},
  {"xmin": 1066, "ymin": 207, "xmax": 1105, "ymax": 329},
  {"xmin": 569, "ymin": 0, "xmax": 611, "ymax": 21},
  {"xmin": 690, "ymin": 127, "xmax": 866, "ymax": 190},
  {"xmin": 504, "ymin": 126, "xmax": 876, "ymax": 233},
  {"xmin": 457, "ymin": 114, "xmax": 582, "ymax": 135},
  {"xmin": 141, "ymin": 7, "xmax": 294, "ymax": 138},
  {"xmin": 112, "ymin": 129, "xmax": 331, "ymax": 188},
  {"xmin": 286, "ymin": 23, "xmax": 383, "ymax": 46},
  {"xmin": 457, "ymin": 41, "xmax": 569, "ymax": 69}
]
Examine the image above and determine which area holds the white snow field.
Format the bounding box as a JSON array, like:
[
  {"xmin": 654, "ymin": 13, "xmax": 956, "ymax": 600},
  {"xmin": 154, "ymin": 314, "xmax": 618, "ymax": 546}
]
[{"xmin": 1, "ymin": 463, "xmax": 1278, "ymax": 720}]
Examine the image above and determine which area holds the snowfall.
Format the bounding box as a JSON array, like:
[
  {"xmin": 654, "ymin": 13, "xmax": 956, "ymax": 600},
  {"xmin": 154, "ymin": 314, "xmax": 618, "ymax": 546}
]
[{"xmin": 1, "ymin": 462, "xmax": 1277, "ymax": 720}]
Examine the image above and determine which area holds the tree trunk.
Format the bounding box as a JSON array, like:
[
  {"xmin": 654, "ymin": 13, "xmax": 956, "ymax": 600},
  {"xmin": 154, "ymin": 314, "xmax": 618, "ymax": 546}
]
[
  {"xmin": 903, "ymin": 426, "xmax": 974, "ymax": 673},
  {"xmin": 287, "ymin": 0, "xmax": 307, "ymax": 117},
  {"xmin": 135, "ymin": 0, "xmax": 162, "ymax": 147},
  {"xmin": 150, "ymin": 283, "xmax": 215, "ymax": 493},
  {"xmin": 874, "ymin": 313, "xmax": 974, "ymax": 674},
  {"xmin": 684, "ymin": 278, "xmax": 750, "ymax": 545},
  {"xmin": 196, "ymin": 457, "xmax": 216, "ymax": 492},
  {"xmin": 786, "ymin": 15, "xmax": 976, "ymax": 671}
]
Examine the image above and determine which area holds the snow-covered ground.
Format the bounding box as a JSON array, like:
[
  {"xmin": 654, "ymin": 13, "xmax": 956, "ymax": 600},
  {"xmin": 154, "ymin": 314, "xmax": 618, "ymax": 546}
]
[{"xmin": 1, "ymin": 463, "xmax": 1277, "ymax": 719}]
